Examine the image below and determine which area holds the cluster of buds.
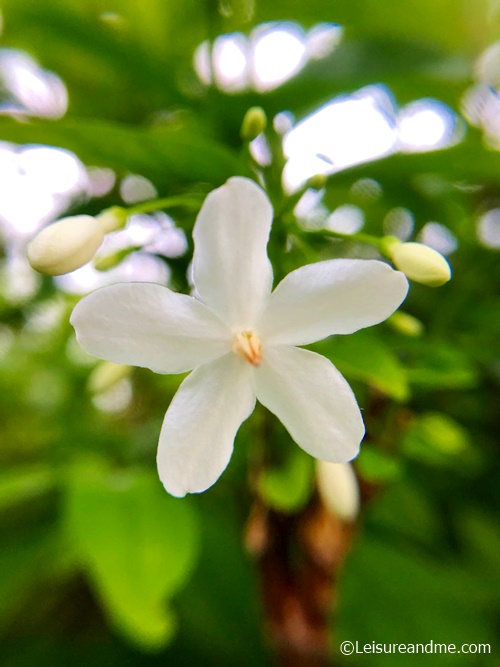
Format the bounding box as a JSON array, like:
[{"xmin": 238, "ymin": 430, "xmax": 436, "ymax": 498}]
[{"xmin": 27, "ymin": 206, "xmax": 127, "ymax": 276}]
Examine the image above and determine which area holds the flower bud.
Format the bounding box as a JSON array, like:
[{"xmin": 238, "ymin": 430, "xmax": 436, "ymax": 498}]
[
  {"xmin": 387, "ymin": 241, "xmax": 451, "ymax": 287},
  {"xmin": 316, "ymin": 461, "xmax": 360, "ymax": 522},
  {"xmin": 307, "ymin": 173, "xmax": 327, "ymax": 190},
  {"xmin": 387, "ymin": 311, "xmax": 424, "ymax": 337},
  {"xmin": 241, "ymin": 106, "xmax": 267, "ymax": 142},
  {"xmin": 87, "ymin": 361, "xmax": 130, "ymax": 395},
  {"xmin": 27, "ymin": 215, "xmax": 105, "ymax": 276}
]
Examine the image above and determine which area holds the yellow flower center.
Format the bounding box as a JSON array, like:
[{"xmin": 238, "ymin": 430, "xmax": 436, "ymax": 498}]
[{"xmin": 232, "ymin": 331, "xmax": 263, "ymax": 366}]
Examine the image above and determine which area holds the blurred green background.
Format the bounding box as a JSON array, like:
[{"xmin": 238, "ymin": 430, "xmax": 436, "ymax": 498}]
[{"xmin": 0, "ymin": 0, "xmax": 499, "ymax": 665}]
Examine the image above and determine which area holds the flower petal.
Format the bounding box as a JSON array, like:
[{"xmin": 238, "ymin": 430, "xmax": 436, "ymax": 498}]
[
  {"xmin": 70, "ymin": 282, "xmax": 231, "ymax": 374},
  {"xmin": 259, "ymin": 259, "xmax": 408, "ymax": 346},
  {"xmin": 193, "ymin": 177, "xmax": 273, "ymax": 329},
  {"xmin": 157, "ymin": 354, "xmax": 256, "ymax": 496},
  {"xmin": 255, "ymin": 346, "xmax": 364, "ymax": 461}
]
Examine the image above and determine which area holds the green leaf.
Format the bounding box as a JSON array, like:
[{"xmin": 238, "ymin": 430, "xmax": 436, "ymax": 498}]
[
  {"xmin": 0, "ymin": 528, "xmax": 67, "ymax": 626},
  {"xmin": 0, "ymin": 0, "xmax": 205, "ymax": 120},
  {"xmin": 368, "ymin": 478, "xmax": 445, "ymax": 551},
  {"xmin": 338, "ymin": 535, "xmax": 495, "ymax": 666},
  {"xmin": 0, "ymin": 118, "xmax": 240, "ymax": 188},
  {"xmin": 257, "ymin": 448, "xmax": 314, "ymax": 513},
  {"xmin": 356, "ymin": 445, "xmax": 403, "ymax": 483},
  {"xmin": 401, "ymin": 412, "xmax": 479, "ymax": 468},
  {"xmin": 315, "ymin": 330, "xmax": 409, "ymax": 401},
  {"xmin": 0, "ymin": 465, "xmax": 56, "ymax": 510},
  {"xmin": 459, "ymin": 512, "xmax": 500, "ymax": 590},
  {"xmin": 329, "ymin": 133, "xmax": 500, "ymax": 188},
  {"xmin": 251, "ymin": 0, "xmax": 498, "ymax": 54},
  {"xmin": 64, "ymin": 458, "xmax": 200, "ymax": 651},
  {"xmin": 404, "ymin": 342, "xmax": 478, "ymax": 390}
]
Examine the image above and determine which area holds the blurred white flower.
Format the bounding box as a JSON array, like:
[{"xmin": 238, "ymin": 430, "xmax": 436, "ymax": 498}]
[{"xmin": 71, "ymin": 178, "xmax": 408, "ymax": 496}]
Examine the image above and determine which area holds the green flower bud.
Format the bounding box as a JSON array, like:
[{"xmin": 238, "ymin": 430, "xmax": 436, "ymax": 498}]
[
  {"xmin": 387, "ymin": 241, "xmax": 451, "ymax": 287},
  {"xmin": 307, "ymin": 173, "xmax": 327, "ymax": 190},
  {"xmin": 87, "ymin": 361, "xmax": 131, "ymax": 395},
  {"xmin": 387, "ymin": 311, "xmax": 424, "ymax": 337},
  {"xmin": 240, "ymin": 106, "xmax": 267, "ymax": 142},
  {"xmin": 27, "ymin": 215, "xmax": 105, "ymax": 276}
]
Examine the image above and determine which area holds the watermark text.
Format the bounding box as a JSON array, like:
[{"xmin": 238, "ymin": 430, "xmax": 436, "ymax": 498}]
[{"xmin": 340, "ymin": 640, "xmax": 491, "ymax": 657}]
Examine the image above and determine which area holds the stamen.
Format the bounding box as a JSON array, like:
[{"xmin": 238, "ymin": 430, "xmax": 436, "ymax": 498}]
[{"xmin": 233, "ymin": 331, "xmax": 263, "ymax": 366}]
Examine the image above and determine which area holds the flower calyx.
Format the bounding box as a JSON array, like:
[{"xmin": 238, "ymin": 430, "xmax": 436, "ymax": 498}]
[{"xmin": 95, "ymin": 206, "xmax": 128, "ymax": 233}]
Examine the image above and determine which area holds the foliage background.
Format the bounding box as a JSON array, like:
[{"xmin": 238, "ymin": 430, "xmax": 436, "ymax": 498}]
[{"xmin": 0, "ymin": 0, "xmax": 499, "ymax": 665}]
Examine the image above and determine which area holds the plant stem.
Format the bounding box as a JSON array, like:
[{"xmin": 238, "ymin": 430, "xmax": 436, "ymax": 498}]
[
  {"xmin": 126, "ymin": 195, "xmax": 205, "ymax": 216},
  {"xmin": 246, "ymin": 497, "xmax": 355, "ymax": 667},
  {"xmin": 297, "ymin": 226, "xmax": 386, "ymax": 252}
]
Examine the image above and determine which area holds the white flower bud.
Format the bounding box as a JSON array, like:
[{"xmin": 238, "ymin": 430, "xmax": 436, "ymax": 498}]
[
  {"xmin": 87, "ymin": 361, "xmax": 131, "ymax": 395},
  {"xmin": 241, "ymin": 106, "xmax": 267, "ymax": 142},
  {"xmin": 316, "ymin": 461, "xmax": 360, "ymax": 522},
  {"xmin": 388, "ymin": 241, "xmax": 451, "ymax": 287},
  {"xmin": 27, "ymin": 215, "xmax": 105, "ymax": 276}
]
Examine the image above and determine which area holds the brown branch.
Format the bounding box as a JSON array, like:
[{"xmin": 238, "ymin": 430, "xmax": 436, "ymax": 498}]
[{"xmin": 246, "ymin": 496, "xmax": 355, "ymax": 667}]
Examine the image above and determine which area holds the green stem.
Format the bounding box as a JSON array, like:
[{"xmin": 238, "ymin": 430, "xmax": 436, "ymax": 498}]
[
  {"xmin": 297, "ymin": 226, "xmax": 387, "ymax": 253},
  {"xmin": 126, "ymin": 195, "xmax": 205, "ymax": 216}
]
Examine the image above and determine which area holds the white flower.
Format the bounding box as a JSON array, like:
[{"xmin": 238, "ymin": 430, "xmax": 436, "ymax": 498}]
[{"xmin": 71, "ymin": 177, "xmax": 408, "ymax": 497}]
